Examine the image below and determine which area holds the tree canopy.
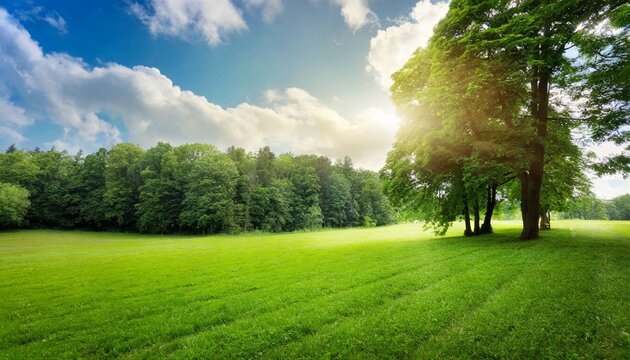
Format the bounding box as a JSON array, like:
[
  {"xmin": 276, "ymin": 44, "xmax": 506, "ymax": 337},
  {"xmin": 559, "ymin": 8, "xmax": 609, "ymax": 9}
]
[
  {"xmin": 0, "ymin": 144, "xmax": 395, "ymax": 234},
  {"xmin": 383, "ymin": 0, "xmax": 628, "ymax": 239}
]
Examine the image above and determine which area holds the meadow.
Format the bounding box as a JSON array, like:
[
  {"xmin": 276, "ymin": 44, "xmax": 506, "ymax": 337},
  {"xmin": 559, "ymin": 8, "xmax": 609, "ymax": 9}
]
[{"xmin": 0, "ymin": 221, "xmax": 628, "ymax": 359}]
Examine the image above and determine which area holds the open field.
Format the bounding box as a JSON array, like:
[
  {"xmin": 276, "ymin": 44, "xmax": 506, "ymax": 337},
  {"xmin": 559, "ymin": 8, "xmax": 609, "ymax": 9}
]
[{"xmin": 0, "ymin": 221, "xmax": 628, "ymax": 359}]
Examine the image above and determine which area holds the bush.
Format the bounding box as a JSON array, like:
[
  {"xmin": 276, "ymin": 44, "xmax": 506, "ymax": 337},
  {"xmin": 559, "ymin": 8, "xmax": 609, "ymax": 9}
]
[{"xmin": 363, "ymin": 216, "xmax": 376, "ymax": 228}]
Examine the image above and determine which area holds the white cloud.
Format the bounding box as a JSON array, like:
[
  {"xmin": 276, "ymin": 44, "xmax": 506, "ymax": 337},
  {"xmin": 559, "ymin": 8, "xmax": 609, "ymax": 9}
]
[
  {"xmin": 366, "ymin": 0, "xmax": 449, "ymax": 89},
  {"xmin": 331, "ymin": 0, "xmax": 377, "ymax": 31},
  {"xmin": 590, "ymin": 175, "xmax": 630, "ymax": 200},
  {"xmin": 129, "ymin": 0, "xmax": 248, "ymax": 46},
  {"xmin": 129, "ymin": 0, "xmax": 285, "ymax": 46},
  {"xmin": 244, "ymin": 0, "xmax": 283, "ymax": 23},
  {"xmin": 42, "ymin": 12, "xmax": 67, "ymax": 34},
  {"xmin": 0, "ymin": 126, "xmax": 24, "ymax": 144},
  {"xmin": 0, "ymin": 98, "xmax": 32, "ymax": 126},
  {"xmin": 0, "ymin": 8, "xmax": 396, "ymax": 169},
  {"xmin": 16, "ymin": 6, "xmax": 67, "ymax": 34}
]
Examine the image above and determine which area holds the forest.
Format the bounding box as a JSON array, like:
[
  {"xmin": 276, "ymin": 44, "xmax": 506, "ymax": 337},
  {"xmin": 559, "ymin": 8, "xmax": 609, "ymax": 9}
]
[{"xmin": 0, "ymin": 143, "xmax": 394, "ymax": 234}]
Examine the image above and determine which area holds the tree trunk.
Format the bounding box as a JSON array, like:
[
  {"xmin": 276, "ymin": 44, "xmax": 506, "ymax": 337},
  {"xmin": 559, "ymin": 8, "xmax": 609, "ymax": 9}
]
[
  {"xmin": 519, "ymin": 172, "xmax": 528, "ymax": 231},
  {"xmin": 540, "ymin": 207, "xmax": 551, "ymax": 230},
  {"xmin": 520, "ymin": 67, "xmax": 549, "ymax": 240},
  {"xmin": 463, "ymin": 197, "xmax": 473, "ymax": 237},
  {"xmin": 521, "ymin": 153, "xmax": 544, "ymax": 239},
  {"xmin": 473, "ymin": 197, "xmax": 480, "ymax": 235},
  {"xmin": 480, "ymin": 183, "xmax": 497, "ymax": 234}
]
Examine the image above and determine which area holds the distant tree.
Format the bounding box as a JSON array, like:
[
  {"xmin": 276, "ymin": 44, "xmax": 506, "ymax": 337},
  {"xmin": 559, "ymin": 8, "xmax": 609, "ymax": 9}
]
[
  {"xmin": 75, "ymin": 148, "xmax": 109, "ymax": 229},
  {"xmin": 28, "ymin": 150, "xmax": 80, "ymax": 228},
  {"xmin": 605, "ymin": 201, "xmax": 620, "ymax": 220},
  {"xmin": 322, "ymin": 171, "xmax": 351, "ymax": 227},
  {"xmin": 104, "ymin": 143, "xmax": 144, "ymax": 230},
  {"xmin": 562, "ymin": 193, "xmax": 609, "ymax": 220},
  {"xmin": 136, "ymin": 143, "xmax": 182, "ymax": 234},
  {"xmin": 610, "ymin": 194, "xmax": 630, "ymax": 220},
  {"xmin": 179, "ymin": 149, "xmax": 239, "ymax": 234},
  {"xmin": 256, "ymin": 146, "xmax": 276, "ymax": 186},
  {"xmin": 0, "ymin": 183, "xmax": 30, "ymax": 229},
  {"xmin": 334, "ymin": 157, "xmax": 361, "ymax": 226},
  {"xmin": 288, "ymin": 164, "xmax": 323, "ymax": 230},
  {"xmin": 0, "ymin": 149, "xmax": 39, "ymax": 189},
  {"xmin": 5, "ymin": 144, "xmax": 17, "ymax": 153},
  {"xmin": 250, "ymin": 179, "xmax": 292, "ymax": 232},
  {"xmin": 227, "ymin": 146, "xmax": 256, "ymax": 232},
  {"xmin": 357, "ymin": 171, "xmax": 395, "ymax": 227}
]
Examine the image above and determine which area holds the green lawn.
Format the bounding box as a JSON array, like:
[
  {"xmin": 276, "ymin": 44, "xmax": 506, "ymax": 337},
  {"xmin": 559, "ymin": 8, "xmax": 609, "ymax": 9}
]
[{"xmin": 0, "ymin": 221, "xmax": 628, "ymax": 359}]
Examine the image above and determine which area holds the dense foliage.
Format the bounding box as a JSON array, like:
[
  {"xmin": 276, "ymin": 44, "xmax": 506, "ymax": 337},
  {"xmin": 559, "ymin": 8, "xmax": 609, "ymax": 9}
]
[
  {"xmin": 383, "ymin": 0, "xmax": 629, "ymax": 239},
  {"xmin": 607, "ymin": 194, "xmax": 630, "ymax": 220},
  {"xmin": 0, "ymin": 144, "xmax": 394, "ymax": 234},
  {"xmin": 557, "ymin": 193, "xmax": 630, "ymax": 220},
  {"xmin": 0, "ymin": 182, "xmax": 30, "ymax": 229}
]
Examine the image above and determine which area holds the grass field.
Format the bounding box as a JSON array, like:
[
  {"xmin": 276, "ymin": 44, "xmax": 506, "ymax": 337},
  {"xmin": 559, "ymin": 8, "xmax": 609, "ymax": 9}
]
[{"xmin": 0, "ymin": 221, "xmax": 628, "ymax": 359}]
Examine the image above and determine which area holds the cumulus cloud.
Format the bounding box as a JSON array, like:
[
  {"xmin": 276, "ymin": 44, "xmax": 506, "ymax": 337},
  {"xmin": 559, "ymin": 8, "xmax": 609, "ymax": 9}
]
[
  {"xmin": 129, "ymin": 0, "xmax": 378, "ymax": 41},
  {"xmin": 0, "ymin": 8, "xmax": 396, "ymax": 169},
  {"xmin": 129, "ymin": 0, "xmax": 285, "ymax": 45},
  {"xmin": 331, "ymin": 0, "xmax": 377, "ymax": 31},
  {"xmin": 366, "ymin": 0, "xmax": 449, "ymax": 89},
  {"xmin": 129, "ymin": 0, "xmax": 247, "ymax": 46}
]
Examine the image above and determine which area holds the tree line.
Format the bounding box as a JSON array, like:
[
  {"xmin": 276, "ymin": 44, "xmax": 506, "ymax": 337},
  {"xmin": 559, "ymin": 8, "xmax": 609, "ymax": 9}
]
[
  {"xmin": 382, "ymin": 0, "xmax": 628, "ymax": 239},
  {"xmin": 0, "ymin": 143, "xmax": 395, "ymax": 234},
  {"xmin": 556, "ymin": 193, "xmax": 630, "ymax": 221}
]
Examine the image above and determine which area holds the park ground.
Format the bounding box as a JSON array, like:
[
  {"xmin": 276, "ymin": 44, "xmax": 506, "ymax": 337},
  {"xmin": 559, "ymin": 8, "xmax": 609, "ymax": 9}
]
[{"xmin": 0, "ymin": 220, "xmax": 628, "ymax": 359}]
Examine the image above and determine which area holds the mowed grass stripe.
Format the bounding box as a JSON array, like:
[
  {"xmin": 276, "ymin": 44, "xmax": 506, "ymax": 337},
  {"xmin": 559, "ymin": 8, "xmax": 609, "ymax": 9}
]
[
  {"xmin": 0, "ymin": 221, "xmax": 628, "ymax": 359},
  {"xmin": 413, "ymin": 226, "xmax": 630, "ymax": 359},
  {"xmin": 262, "ymin": 237, "xmax": 556, "ymax": 359},
  {"xmin": 2, "ymin": 232, "xmax": 482, "ymax": 351},
  {"xmin": 6, "ymin": 237, "xmax": 496, "ymax": 357},
  {"xmin": 2, "ymin": 243, "xmax": 479, "ymax": 356},
  {"xmin": 130, "ymin": 236, "xmax": 530, "ymax": 358},
  {"xmin": 2, "ymin": 226, "xmax": 496, "ymax": 356}
]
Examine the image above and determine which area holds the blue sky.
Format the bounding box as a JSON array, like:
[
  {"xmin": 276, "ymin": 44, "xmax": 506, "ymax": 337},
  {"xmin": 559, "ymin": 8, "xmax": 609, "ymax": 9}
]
[
  {"xmin": 0, "ymin": 0, "xmax": 627, "ymax": 198},
  {"xmin": 8, "ymin": 1, "xmax": 404, "ymax": 108}
]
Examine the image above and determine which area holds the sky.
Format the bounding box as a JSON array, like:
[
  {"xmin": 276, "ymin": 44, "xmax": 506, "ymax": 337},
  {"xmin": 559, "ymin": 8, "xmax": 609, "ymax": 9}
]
[{"xmin": 0, "ymin": 0, "xmax": 627, "ymax": 199}]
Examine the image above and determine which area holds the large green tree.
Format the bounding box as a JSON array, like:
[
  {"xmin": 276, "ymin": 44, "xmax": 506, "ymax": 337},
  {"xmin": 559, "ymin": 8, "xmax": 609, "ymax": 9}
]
[{"xmin": 387, "ymin": 0, "xmax": 628, "ymax": 239}]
